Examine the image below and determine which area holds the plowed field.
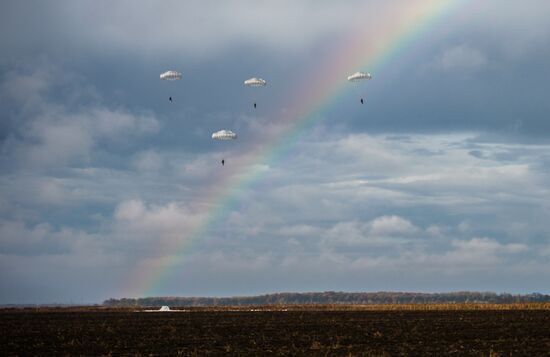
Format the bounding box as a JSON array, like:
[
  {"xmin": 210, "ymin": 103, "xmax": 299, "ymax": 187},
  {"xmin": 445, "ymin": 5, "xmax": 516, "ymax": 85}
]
[{"xmin": 2, "ymin": 308, "xmax": 550, "ymax": 356}]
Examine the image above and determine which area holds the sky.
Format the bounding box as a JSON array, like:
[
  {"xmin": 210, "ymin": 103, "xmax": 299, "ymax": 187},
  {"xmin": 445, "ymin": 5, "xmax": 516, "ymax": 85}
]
[{"xmin": 1, "ymin": 0, "xmax": 550, "ymax": 304}]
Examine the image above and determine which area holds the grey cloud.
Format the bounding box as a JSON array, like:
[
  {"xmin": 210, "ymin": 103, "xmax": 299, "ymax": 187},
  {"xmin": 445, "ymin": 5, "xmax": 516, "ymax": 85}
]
[
  {"xmin": 0, "ymin": 219, "xmax": 103, "ymax": 257},
  {"xmin": 466, "ymin": 0, "xmax": 550, "ymax": 60},
  {"xmin": 1, "ymin": 65, "xmax": 160, "ymax": 171},
  {"xmin": 123, "ymin": 235, "xmax": 543, "ymax": 297},
  {"xmin": 0, "ymin": 251, "xmax": 128, "ymax": 303},
  {"xmin": 2, "ymin": 1, "xmax": 550, "ymax": 302},
  {"xmin": 0, "ymin": 0, "xmax": 376, "ymax": 59}
]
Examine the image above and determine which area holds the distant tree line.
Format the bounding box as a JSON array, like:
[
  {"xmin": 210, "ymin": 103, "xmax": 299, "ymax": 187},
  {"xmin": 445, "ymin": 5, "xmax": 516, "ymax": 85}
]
[{"xmin": 103, "ymin": 291, "xmax": 550, "ymax": 307}]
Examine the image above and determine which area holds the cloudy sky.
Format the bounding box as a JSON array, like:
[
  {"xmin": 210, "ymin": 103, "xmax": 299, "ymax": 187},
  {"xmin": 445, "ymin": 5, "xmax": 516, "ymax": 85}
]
[{"xmin": 1, "ymin": 0, "xmax": 550, "ymax": 304}]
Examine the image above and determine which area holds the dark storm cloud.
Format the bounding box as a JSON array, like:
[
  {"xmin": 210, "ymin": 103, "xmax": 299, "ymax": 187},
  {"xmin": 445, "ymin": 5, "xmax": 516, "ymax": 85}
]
[{"xmin": 2, "ymin": 1, "xmax": 549, "ymax": 138}]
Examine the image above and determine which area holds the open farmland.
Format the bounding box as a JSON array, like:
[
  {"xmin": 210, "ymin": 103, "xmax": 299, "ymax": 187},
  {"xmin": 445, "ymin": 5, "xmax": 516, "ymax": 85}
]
[{"xmin": 2, "ymin": 305, "xmax": 550, "ymax": 356}]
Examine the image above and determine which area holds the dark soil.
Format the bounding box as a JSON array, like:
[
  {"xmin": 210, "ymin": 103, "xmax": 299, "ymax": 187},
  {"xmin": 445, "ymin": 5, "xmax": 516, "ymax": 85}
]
[{"xmin": 1, "ymin": 309, "xmax": 550, "ymax": 356}]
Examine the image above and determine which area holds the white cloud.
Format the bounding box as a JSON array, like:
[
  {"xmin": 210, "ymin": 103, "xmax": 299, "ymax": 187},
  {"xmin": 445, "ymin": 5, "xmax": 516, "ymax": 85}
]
[
  {"xmin": 115, "ymin": 200, "xmax": 146, "ymax": 221},
  {"xmin": 173, "ymin": 154, "xmax": 219, "ymax": 181},
  {"xmin": 321, "ymin": 216, "xmax": 419, "ymax": 248},
  {"xmin": 133, "ymin": 150, "xmax": 164, "ymax": 172},
  {"xmin": 278, "ymin": 224, "xmax": 322, "ymax": 237},
  {"xmin": 426, "ymin": 224, "xmax": 446, "ymax": 238},
  {"xmin": 3, "ymin": 123, "xmax": 550, "ymax": 300},
  {"xmin": 417, "ymin": 237, "xmax": 530, "ymax": 267},
  {"xmin": 36, "ymin": 178, "xmax": 71, "ymax": 205},
  {"xmin": 113, "ymin": 199, "xmax": 205, "ymax": 251},
  {"xmin": 435, "ymin": 45, "xmax": 487, "ymax": 71},
  {"xmin": 21, "ymin": 108, "xmax": 159, "ymax": 168},
  {"xmin": 25, "ymin": 116, "xmax": 95, "ymax": 166},
  {"xmin": 369, "ymin": 215, "xmax": 418, "ymax": 236}
]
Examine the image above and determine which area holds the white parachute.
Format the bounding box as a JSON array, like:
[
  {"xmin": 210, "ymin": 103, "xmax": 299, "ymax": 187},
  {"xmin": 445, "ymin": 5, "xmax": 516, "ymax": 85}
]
[
  {"xmin": 244, "ymin": 77, "xmax": 266, "ymax": 87},
  {"xmin": 347, "ymin": 71, "xmax": 372, "ymax": 82},
  {"xmin": 347, "ymin": 71, "xmax": 372, "ymax": 104},
  {"xmin": 160, "ymin": 70, "xmax": 182, "ymax": 80},
  {"xmin": 212, "ymin": 130, "xmax": 237, "ymax": 140}
]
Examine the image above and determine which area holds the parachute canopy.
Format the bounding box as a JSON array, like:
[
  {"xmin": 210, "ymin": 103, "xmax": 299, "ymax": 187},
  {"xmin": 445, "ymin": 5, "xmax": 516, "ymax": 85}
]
[
  {"xmin": 347, "ymin": 71, "xmax": 372, "ymax": 82},
  {"xmin": 160, "ymin": 70, "xmax": 182, "ymax": 80},
  {"xmin": 244, "ymin": 77, "xmax": 266, "ymax": 87},
  {"xmin": 212, "ymin": 130, "xmax": 237, "ymax": 140}
]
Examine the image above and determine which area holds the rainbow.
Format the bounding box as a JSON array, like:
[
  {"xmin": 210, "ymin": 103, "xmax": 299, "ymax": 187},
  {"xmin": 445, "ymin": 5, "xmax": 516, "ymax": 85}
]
[{"xmin": 127, "ymin": 0, "xmax": 466, "ymax": 297}]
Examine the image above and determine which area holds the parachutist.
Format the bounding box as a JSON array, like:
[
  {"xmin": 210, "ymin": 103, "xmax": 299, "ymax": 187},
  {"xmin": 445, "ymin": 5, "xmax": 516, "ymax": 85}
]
[
  {"xmin": 348, "ymin": 71, "xmax": 371, "ymax": 107},
  {"xmin": 244, "ymin": 77, "xmax": 266, "ymax": 111},
  {"xmin": 212, "ymin": 131, "xmax": 235, "ymax": 167},
  {"xmin": 169, "ymin": 96, "xmax": 172, "ymax": 102}
]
